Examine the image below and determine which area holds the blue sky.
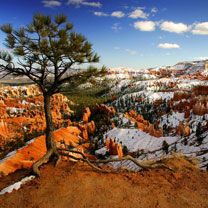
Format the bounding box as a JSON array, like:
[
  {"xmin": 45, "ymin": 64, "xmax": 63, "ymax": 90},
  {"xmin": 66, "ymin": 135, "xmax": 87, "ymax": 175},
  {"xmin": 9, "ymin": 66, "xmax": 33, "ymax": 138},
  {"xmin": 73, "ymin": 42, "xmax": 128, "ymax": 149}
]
[{"xmin": 0, "ymin": 0, "xmax": 208, "ymax": 69}]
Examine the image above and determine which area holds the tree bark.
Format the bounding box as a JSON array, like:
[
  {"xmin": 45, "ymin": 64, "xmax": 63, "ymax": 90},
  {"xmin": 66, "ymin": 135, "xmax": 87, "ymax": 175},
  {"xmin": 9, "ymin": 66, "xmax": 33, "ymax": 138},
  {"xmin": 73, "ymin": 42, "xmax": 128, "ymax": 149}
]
[
  {"xmin": 44, "ymin": 94, "xmax": 56, "ymax": 151},
  {"xmin": 32, "ymin": 93, "xmax": 59, "ymax": 176}
]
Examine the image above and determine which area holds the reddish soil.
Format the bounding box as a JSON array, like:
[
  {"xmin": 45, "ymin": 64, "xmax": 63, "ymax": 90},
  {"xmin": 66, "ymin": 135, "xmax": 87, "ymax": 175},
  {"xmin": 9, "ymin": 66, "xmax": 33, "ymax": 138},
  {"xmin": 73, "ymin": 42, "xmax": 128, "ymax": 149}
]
[{"xmin": 0, "ymin": 159, "xmax": 208, "ymax": 208}]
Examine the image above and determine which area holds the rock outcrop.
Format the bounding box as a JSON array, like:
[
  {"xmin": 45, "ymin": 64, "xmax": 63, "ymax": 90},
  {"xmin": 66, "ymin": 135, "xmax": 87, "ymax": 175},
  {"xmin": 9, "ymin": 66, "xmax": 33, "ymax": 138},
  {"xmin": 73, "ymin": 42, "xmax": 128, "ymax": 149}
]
[
  {"xmin": 0, "ymin": 90, "xmax": 100, "ymax": 176},
  {"xmin": 0, "ymin": 127, "xmax": 83, "ymax": 176},
  {"xmin": 126, "ymin": 110, "xmax": 163, "ymax": 137},
  {"xmin": 105, "ymin": 138, "xmax": 123, "ymax": 158},
  {"xmin": 177, "ymin": 122, "xmax": 190, "ymax": 137},
  {"xmin": 0, "ymin": 85, "xmax": 73, "ymax": 158}
]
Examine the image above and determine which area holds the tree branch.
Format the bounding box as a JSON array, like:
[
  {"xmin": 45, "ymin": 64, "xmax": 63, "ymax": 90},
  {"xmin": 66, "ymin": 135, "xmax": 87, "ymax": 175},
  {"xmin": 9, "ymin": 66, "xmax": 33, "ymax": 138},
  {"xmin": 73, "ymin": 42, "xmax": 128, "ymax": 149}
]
[{"xmin": 58, "ymin": 148, "xmax": 174, "ymax": 172}]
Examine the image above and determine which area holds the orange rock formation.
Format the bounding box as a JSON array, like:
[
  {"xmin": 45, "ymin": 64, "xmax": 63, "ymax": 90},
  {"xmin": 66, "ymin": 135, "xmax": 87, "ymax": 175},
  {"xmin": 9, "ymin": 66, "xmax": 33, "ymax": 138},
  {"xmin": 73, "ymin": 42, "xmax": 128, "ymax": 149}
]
[
  {"xmin": 82, "ymin": 107, "xmax": 91, "ymax": 123},
  {"xmin": 172, "ymin": 91, "xmax": 208, "ymax": 116},
  {"xmin": 177, "ymin": 122, "xmax": 190, "ymax": 137},
  {"xmin": 0, "ymin": 85, "xmax": 74, "ymax": 157},
  {"xmin": 126, "ymin": 110, "xmax": 163, "ymax": 137},
  {"xmin": 0, "ymin": 127, "xmax": 83, "ymax": 176},
  {"xmin": 105, "ymin": 138, "xmax": 123, "ymax": 158},
  {"xmin": 0, "ymin": 89, "xmax": 100, "ymax": 176}
]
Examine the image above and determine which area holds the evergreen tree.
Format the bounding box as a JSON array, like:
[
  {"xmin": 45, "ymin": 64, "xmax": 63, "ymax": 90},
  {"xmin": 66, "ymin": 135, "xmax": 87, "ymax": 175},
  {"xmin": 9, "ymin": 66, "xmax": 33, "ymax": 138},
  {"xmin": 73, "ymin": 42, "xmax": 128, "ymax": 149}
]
[
  {"xmin": 162, "ymin": 140, "xmax": 169, "ymax": 154},
  {"xmin": 0, "ymin": 13, "xmax": 104, "ymax": 176},
  {"xmin": 196, "ymin": 122, "xmax": 204, "ymax": 145},
  {"xmin": 122, "ymin": 145, "xmax": 128, "ymax": 155}
]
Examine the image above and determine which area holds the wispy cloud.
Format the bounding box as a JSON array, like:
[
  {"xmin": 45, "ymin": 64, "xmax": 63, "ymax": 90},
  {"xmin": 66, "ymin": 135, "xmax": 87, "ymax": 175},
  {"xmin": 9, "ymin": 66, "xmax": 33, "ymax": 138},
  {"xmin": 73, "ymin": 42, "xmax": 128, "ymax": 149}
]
[
  {"xmin": 125, "ymin": 49, "xmax": 137, "ymax": 55},
  {"xmin": 151, "ymin": 7, "xmax": 158, "ymax": 14},
  {"xmin": 42, "ymin": 0, "xmax": 61, "ymax": 8},
  {"xmin": 111, "ymin": 23, "xmax": 122, "ymax": 32},
  {"xmin": 113, "ymin": 46, "xmax": 137, "ymax": 55},
  {"xmin": 67, "ymin": 0, "xmax": 102, "ymax": 8},
  {"xmin": 158, "ymin": 43, "xmax": 180, "ymax": 49},
  {"xmin": 94, "ymin": 11, "xmax": 108, "ymax": 16},
  {"xmin": 94, "ymin": 10, "xmax": 126, "ymax": 18},
  {"xmin": 94, "ymin": 10, "xmax": 125, "ymax": 18}
]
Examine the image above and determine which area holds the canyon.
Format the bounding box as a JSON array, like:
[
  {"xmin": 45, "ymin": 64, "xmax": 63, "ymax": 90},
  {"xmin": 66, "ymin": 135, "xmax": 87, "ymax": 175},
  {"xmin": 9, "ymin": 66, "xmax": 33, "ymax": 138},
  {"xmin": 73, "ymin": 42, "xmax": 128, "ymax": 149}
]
[{"xmin": 0, "ymin": 59, "xmax": 207, "ymax": 207}]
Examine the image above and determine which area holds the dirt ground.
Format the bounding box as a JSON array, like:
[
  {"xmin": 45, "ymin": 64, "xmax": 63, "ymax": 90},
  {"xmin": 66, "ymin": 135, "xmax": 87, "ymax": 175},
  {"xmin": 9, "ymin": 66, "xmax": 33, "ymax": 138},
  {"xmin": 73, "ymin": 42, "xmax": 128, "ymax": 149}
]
[{"xmin": 0, "ymin": 159, "xmax": 208, "ymax": 208}]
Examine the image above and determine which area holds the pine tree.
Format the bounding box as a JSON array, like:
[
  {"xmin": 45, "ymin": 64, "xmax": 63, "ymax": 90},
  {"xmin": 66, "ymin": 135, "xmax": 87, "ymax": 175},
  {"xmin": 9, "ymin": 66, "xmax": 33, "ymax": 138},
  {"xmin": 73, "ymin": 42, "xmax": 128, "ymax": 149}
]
[
  {"xmin": 0, "ymin": 13, "xmax": 105, "ymax": 176},
  {"xmin": 196, "ymin": 122, "xmax": 204, "ymax": 145},
  {"xmin": 162, "ymin": 140, "xmax": 169, "ymax": 154}
]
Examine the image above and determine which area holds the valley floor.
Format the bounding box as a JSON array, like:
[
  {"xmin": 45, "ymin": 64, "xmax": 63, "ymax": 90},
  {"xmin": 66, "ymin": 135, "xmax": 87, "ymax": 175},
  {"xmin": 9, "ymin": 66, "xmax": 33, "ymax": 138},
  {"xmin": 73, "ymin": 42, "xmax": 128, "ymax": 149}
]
[{"xmin": 0, "ymin": 160, "xmax": 208, "ymax": 208}]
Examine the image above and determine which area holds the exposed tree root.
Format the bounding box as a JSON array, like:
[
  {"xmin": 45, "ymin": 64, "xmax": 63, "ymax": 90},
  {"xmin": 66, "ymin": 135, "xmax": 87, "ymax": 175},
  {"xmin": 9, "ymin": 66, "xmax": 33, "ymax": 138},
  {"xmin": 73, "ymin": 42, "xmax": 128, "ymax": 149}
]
[
  {"xmin": 60, "ymin": 152, "xmax": 111, "ymax": 173},
  {"xmin": 58, "ymin": 148, "xmax": 174, "ymax": 173},
  {"xmin": 32, "ymin": 149, "xmax": 59, "ymax": 176}
]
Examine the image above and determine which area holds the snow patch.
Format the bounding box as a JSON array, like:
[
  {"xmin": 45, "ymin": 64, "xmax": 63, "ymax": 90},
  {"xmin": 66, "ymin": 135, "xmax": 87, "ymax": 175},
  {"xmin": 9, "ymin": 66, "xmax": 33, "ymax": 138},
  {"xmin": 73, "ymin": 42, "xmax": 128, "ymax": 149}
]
[{"xmin": 0, "ymin": 176, "xmax": 35, "ymax": 195}]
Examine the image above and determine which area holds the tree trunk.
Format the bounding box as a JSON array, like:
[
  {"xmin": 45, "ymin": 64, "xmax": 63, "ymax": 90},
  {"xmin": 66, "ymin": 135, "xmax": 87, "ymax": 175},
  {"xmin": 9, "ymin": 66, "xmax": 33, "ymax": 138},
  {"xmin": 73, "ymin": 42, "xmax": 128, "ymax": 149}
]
[
  {"xmin": 32, "ymin": 94, "xmax": 59, "ymax": 176},
  {"xmin": 44, "ymin": 94, "xmax": 56, "ymax": 151}
]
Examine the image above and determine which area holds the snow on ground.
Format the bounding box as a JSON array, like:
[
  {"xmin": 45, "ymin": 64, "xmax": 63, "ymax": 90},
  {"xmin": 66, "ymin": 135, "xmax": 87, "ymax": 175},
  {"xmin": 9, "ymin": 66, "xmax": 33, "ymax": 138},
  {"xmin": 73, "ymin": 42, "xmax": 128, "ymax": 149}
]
[
  {"xmin": 111, "ymin": 79, "xmax": 131, "ymax": 93},
  {"xmin": 6, "ymin": 107, "xmax": 25, "ymax": 115},
  {"xmin": 120, "ymin": 90, "xmax": 174, "ymax": 103},
  {"xmin": 190, "ymin": 114, "xmax": 208, "ymax": 132},
  {"xmin": 21, "ymin": 100, "xmax": 30, "ymax": 105},
  {"xmin": 0, "ymin": 138, "xmax": 36, "ymax": 164},
  {"xmin": 160, "ymin": 112, "xmax": 208, "ymax": 132},
  {"xmin": 96, "ymin": 128, "xmax": 208, "ymax": 170},
  {"xmin": 160, "ymin": 112, "xmax": 185, "ymax": 128},
  {"xmin": 0, "ymin": 176, "xmax": 35, "ymax": 195},
  {"xmin": 109, "ymin": 73, "xmax": 207, "ymax": 96},
  {"xmin": 106, "ymin": 73, "xmax": 131, "ymax": 80},
  {"xmin": 145, "ymin": 91, "xmax": 174, "ymax": 102},
  {"xmin": 118, "ymin": 113, "xmax": 129, "ymax": 125},
  {"xmin": 202, "ymin": 70, "xmax": 208, "ymax": 76},
  {"xmin": 177, "ymin": 79, "xmax": 208, "ymax": 89},
  {"xmin": 171, "ymin": 62, "xmax": 191, "ymax": 71},
  {"xmin": 103, "ymin": 128, "xmax": 177, "ymax": 152},
  {"xmin": 78, "ymin": 82, "xmax": 93, "ymax": 89}
]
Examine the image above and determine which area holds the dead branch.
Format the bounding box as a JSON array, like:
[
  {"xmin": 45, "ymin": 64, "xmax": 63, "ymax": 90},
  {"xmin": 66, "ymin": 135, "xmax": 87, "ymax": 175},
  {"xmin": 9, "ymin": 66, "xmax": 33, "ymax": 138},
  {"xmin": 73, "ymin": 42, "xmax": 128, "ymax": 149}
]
[
  {"xmin": 58, "ymin": 148, "xmax": 174, "ymax": 173},
  {"xmin": 60, "ymin": 152, "xmax": 111, "ymax": 173},
  {"xmin": 90, "ymin": 155, "xmax": 173, "ymax": 171},
  {"xmin": 58, "ymin": 148, "xmax": 87, "ymax": 159}
]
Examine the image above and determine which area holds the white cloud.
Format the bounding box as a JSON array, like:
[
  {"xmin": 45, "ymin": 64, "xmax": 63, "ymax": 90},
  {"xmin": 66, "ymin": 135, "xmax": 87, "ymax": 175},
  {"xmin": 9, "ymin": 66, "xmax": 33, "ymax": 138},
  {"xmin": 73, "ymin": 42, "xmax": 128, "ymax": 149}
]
[
  {"xmin": 151, "ymin": 7, "xmax": 158, "ymax": 13},
  {"xmin": 111, "ymin": 11, "xmax": 125, "ymax": 18},
  {"xmin": 160, "ymin": 21, "xmax": 189, "ymax": 33},
  {"xmin": 158, "ymin": 43, "xmax": 180, "ymax": 49},
  {"xmin": 42, "ymin": 0, "xmax": 61, "ymax": 7},
  {"xmin": 134, "ymin": 21, "xmax": 156, "ymax": 31},
  {"xmin": 94, "ymin": 12, "xmax": 108, "ymax": 17},
  {"xmin": 68, "ymin": 0, "xmax": 82, "ymax": 4},
  {"xmin": 82, "ymin": 1, "xmax": 101, "ymax": 7},
  {"xmin": 68, "ymin": 0, "xmax": 102, "ymax": 8},
  {"xmin": 129, "ymin": 8, "xmax": 148, "ymax": 19},
  {"xmin": 125, "ymin": 49, "xmax": 137, "ymax": 55},
  {"xmin": 192, "ymin": 22, "xmax": 208, "ymax": 35},
  {"xmin": 111, "ymin": 23, "xmax": 122, "ymax": 32}
]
